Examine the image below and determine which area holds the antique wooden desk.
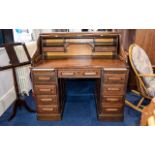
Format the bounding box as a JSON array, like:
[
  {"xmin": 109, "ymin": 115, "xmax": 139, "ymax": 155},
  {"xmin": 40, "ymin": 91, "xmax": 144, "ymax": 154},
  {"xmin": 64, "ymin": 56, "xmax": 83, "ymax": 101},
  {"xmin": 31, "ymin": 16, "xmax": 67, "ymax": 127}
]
[{"xmin": 31, "ymin": 32, "xmax": 129, "ymax": 121}]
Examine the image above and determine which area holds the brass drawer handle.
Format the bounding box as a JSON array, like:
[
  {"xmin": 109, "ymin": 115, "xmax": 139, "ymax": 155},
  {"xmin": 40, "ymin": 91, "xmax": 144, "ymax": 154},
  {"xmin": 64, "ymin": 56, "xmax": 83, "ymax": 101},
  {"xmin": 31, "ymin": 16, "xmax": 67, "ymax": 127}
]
[
  {"xmin": 42, "ymin": 107, "xmax": 54, "ymax": 111},
  {"xmin": 40, "ymin": 98, "xmax": 53, "ymax": 102},
  {"xmin": 39, "ymin": 88, "xmax": 51, "ymax": 92},
  {"xmin": 107, "ymin": 88, "xmax": 121, "ymax": 91},
  {"xmin": 61, "ymin": 72, "xmax": 74, "ymax": 76},
  {"xmin": 38, "ymin": 77, "xmax": 50, "ymax": 80},
  {"xmin": 106, "ymin": 98, "xmax": 120, "ymax": 102},
  {"xmin": 84, "ymin": 72, "xmax": 97, "ymax": 76},
  {"xmin": 106, "ymin": 108, "xmax": 118, "ymax": 112}
]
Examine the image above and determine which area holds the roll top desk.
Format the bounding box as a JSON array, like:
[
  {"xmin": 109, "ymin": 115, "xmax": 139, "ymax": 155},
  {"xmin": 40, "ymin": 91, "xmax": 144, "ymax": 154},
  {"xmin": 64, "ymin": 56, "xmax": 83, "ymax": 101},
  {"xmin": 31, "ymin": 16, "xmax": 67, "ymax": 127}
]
[{"xmin": 31, "ymin": 32, "xmax": 129, "ymax": 121}]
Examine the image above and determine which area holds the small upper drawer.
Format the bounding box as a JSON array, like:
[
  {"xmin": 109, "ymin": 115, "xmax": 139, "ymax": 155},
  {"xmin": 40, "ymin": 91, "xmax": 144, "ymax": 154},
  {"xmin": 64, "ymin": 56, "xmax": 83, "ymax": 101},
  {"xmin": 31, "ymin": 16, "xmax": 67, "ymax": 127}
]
[
  {"xmin": 43, "ymin": 47, "xmax": 65, "ymax": 52},
  {"xmin": 43, "ymin": 39, "xmax": 64, "ymax": 46},
  {"xmin": 104, "ymin": 73, "xmax": 126, "ymax": 84},
  {"xmin": 103, "ymin": 84, "xmax": 125, "ymax": 96},
  {"xmin": 58, "ymin": 69, "xmax": 101, "ymax": 78},
  {"xmin": 34, "ymin": 85, "xmax": 57, "ymax": 95},
  {"xmin": 95, "ymin": 46, "xmax": 116, "ymax": 52},
  {"xmin": 95, "ymin": 38, "xmax": 116, "ymax": 45},
  {"xmin": 32, "ymin": 70, "xmax": 57, "ymax": 84},
  {"xmin": 36, "ymin": 95, "xmax": 57, "ymax": 105}
]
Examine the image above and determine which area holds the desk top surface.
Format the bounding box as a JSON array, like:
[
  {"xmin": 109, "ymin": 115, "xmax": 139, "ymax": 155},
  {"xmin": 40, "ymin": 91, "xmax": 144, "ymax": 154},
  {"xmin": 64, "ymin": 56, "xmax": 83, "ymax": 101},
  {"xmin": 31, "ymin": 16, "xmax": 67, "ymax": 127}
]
[{"xmin": 34, "ymin": 59, "xmax": 127, "ymax": 69}]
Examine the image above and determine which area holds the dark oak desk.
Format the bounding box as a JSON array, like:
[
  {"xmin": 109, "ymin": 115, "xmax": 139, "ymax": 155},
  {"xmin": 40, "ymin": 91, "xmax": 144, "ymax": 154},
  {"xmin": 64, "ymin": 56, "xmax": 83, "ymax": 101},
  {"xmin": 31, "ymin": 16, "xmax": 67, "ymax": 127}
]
[{"xmin": 31, "ymin": 32, "xmax": 129, "ymax": 121}]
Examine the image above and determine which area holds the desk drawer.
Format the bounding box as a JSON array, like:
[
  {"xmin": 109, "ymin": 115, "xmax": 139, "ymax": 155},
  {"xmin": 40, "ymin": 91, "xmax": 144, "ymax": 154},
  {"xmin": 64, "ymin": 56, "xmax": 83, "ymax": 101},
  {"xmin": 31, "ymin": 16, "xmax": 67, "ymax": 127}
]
[
  {"xmin": 102, "ymin": 96, "xmax": 124, "ymax": 105},
  {"xmin": 104, "ymin": 73, "xmax": 126, "ymax": 84},
  {"xmin": 34, "ymin": 85, "xmax": 57, "ymax": 95},
  {"xmin": 58, "ymin": 69, "xmax": 101, "ymax": 78},
  {"xmin": 95, "ymin": 46, "xmax": 116, "ymax": 52},
  {"xmin": 32, "ymin": 70, "xmax": 57, "ymax": 84},
  {"xmin": 36, "ymin": 95, "xmax": 57, "ymax": 105},
  {"xmin": 101, "ymin": 106, "xmax": 123, "ymax": 114},
  {"xmin": 103, "ymin": 84, "xmax": 125, "ymax": 96},
  {"xmin": 37, "ymin": 105, "xmax": 59, "ymax": 114}
]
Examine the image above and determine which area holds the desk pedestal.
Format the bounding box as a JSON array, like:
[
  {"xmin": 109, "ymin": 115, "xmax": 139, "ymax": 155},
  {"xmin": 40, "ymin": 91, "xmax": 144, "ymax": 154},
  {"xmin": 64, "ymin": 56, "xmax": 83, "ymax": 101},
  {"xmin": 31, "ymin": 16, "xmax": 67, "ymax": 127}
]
[{"xmin": 31, "ymin": 68, "xmax": 128, "ymax": 122}]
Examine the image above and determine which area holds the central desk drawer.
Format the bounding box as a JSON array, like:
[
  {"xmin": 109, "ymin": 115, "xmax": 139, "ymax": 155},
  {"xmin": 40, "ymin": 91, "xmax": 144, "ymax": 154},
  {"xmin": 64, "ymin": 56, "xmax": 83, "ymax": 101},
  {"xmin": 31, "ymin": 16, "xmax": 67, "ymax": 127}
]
[
  {"xmin": 36, "ymin": 95, "xmax": 57, "ymax": 105},
  {"xmin": 103, "ymin": 84, "xmax": 125, "ymax": 96},
  {"xmin": 58, "ymin": 69, "xmax": 101, "ymax": 78},
  {"xmin": 34, "ymin": 85, "xmax": 57, "ymax": 95}
]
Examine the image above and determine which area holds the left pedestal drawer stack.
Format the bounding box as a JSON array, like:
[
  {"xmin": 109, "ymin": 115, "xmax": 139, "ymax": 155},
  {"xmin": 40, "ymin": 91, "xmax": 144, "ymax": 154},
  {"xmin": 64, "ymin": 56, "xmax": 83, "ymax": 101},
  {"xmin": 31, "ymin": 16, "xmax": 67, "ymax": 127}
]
[{"xmin": 31, "ymin": 69, "xmax": 61, "ymax": 121}]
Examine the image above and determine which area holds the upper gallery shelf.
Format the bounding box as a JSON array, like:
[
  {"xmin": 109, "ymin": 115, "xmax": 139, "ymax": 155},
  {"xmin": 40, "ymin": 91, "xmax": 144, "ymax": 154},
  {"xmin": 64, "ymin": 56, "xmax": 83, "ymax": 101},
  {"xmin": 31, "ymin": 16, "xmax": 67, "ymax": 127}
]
[{"xmin": 33, "ymin": 32, "xmax": 121, "ymax": 62}]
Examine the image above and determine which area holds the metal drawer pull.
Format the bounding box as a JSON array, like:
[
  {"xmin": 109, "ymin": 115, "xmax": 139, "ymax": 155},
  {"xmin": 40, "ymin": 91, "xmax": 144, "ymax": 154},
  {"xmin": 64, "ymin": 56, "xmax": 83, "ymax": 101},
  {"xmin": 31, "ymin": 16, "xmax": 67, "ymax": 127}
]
[
  {"xmin": 106, "ymin": 98, "xmax": 120, "ymax": 102},
  {"xmin": 40, "ymin": 98, "xmax": 53, "ymax": 102},
  {"xmin": 38, "ymin": 77, "xmax": 50, "ymax": 80},
  {"xmin": 106, "ymin": 108, "xmax": 118, "ymax": 112},
  {"xmin": 61, "ymin": 72, "xmax": 74, "ymax": 76},
  {"xmin": 39, "ymin": 88, "xmax": 51, "ymax": 92},
  {"xmin": 42, "ymin": 107, "xmax": 53, "ymax": 111},
  {"xmin": 84, "ymin": 72, "xmax": 97, "ymax": 76},
  {"xmin": 107, "ymin": 88, "xmax": 121, "ymax": 91}
]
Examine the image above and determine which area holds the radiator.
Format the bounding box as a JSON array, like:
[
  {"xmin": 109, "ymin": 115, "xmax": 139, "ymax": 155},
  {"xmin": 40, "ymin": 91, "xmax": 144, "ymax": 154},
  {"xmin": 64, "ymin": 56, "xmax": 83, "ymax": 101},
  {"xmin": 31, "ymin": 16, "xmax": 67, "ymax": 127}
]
[
  {"xmin": 15, "ymin": 65, "xmax": 32, "ymax": 95},
  {"xmin": 14, "ymin": 42, "xmax": 37, "ymax": 95}
]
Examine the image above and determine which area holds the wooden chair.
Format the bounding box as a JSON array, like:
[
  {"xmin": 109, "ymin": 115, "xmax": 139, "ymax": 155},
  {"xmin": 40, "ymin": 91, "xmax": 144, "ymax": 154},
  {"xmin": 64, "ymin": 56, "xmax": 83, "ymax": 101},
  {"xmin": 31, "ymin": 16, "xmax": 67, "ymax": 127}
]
[
  {"xmin": 125, "ymin": 44, "xmax": 155, "ymax": 112},
  {"xmin": 140, "ymin": 97, "xmax": 155, "ymax": 126}
]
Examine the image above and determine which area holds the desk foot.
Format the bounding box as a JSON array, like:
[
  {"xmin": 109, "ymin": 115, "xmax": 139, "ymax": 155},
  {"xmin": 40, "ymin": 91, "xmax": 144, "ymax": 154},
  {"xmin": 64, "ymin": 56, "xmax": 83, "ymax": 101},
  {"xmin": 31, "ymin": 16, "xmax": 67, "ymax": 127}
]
[
  {"xmin": 98, "ymin": 114, "xmax": 124, "ymax": 122},
  {"xmin": 37, "ymin": 114, "xmax": 61, "ymax": 121}
]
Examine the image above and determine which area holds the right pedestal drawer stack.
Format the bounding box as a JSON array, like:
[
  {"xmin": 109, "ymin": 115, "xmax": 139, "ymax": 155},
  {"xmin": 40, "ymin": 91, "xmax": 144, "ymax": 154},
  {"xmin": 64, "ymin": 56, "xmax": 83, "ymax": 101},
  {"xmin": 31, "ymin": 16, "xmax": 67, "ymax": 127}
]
[{"xmin": 99, "ymin": 68, "xmax": 129, "ymax": 121}]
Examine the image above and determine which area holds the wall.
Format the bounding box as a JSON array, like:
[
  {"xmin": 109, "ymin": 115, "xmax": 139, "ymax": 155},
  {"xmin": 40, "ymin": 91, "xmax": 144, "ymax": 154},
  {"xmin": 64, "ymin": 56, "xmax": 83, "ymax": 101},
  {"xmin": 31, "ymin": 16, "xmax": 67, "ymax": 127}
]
[{"xmin": 135, "ymin": 29, "xmax": 155, "ymax": 65}]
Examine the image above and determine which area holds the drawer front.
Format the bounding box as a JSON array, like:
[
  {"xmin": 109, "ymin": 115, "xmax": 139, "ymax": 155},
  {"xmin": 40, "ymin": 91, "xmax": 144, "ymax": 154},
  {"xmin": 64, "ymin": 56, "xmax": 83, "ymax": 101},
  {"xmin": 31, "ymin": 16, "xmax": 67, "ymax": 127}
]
[
  {"xmin": 32, "ymin": 71, "xmax": 57, "ymax": 84},
  {"xmin": 101, "ymin": 106, "xmax": 123, "ymax": 114},
  {"xmin": 37, "ymin": 105, "xmax": 59, "ymax": 114},
  {"xmin": 58, "ymin": 69, "xmax": 101, "ymax": 78},
  {"xmin": 43, "ymin": 47, "xmax": 65, "ymax": 52},
  {"xmin": 95, "ymin": 46, "xmax": 116, "ymax": 52},
  {"xmin": 95, "ymin": 38, "xmax": 116, "ymax": 45},
  {"xmin": 43, "ymin": 39, "xmax": 64, "ymax": 46},
  {"xmin": 102, "ymin": 96, "xmax": 124, "ymax": 105},
  {"xmin": 104, "ymin": 74, "xmax": 126, "ymax": 84},
  {"xmin": 103, "ymin": 84, "xmax": 125, "ymax": 96},
  {"xmin": 34, "ymin": 85, "xmax": 57, "ymax": 95},
  {"xmin": 66, "ymin": 39, "xmax": 93, "ymax": 43},
  {"xmin": 36, "ymin": 95, "xmax": 57, "ymax": 105}
]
